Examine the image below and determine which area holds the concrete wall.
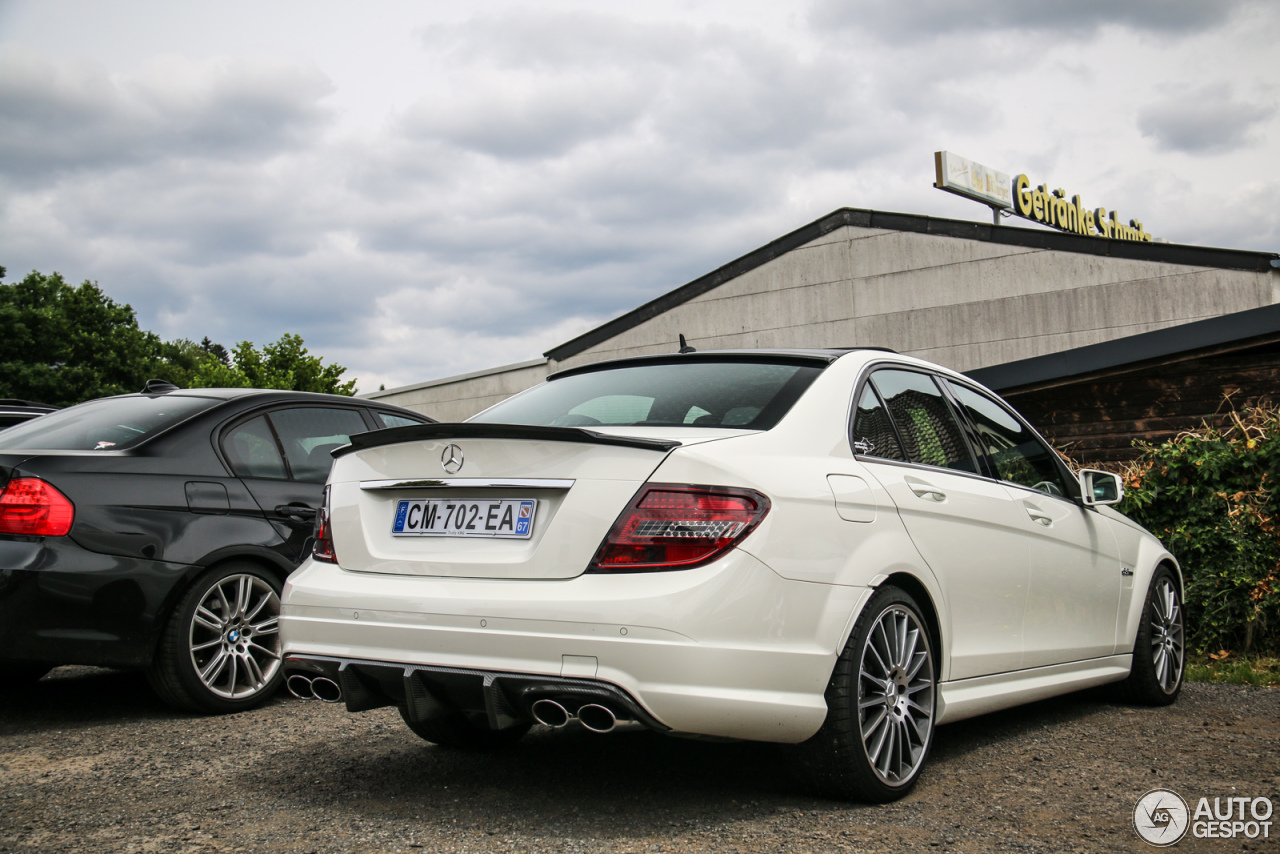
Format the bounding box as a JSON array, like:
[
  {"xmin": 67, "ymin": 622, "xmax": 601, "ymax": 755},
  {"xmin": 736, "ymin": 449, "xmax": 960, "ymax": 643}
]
[
  {"xmin": 554, "ymin": 225, "xmax": 1279, "ymax": 373},
  {"xmin": 368, "ymin": 224, "xmax": 1278, "ymax": 420},
  {"xmin": 361, "ymin": 358, "xmax": 548, "ymax": 422}
]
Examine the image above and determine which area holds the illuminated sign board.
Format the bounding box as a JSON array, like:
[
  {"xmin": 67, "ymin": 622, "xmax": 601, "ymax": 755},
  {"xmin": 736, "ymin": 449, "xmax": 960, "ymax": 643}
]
[
  {"xmin": 934, "ymin": 151, "xmax": 1012, "ymax": 210},
  {"xmin": 933, "ymin": 151, "xmax": 1155, "ymax": 243}
]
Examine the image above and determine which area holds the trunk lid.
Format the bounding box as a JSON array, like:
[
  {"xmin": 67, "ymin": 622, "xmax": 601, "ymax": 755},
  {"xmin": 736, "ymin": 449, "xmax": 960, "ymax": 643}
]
[{"xmin": 328, "ymin": 424, "xmax": 746, "ymax": 580}]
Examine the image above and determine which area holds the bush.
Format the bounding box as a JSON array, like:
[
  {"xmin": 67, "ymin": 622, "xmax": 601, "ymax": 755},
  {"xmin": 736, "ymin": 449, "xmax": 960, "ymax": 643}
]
[{"xmin": 1113, "ymin": 403, "xmax": 1279, "ymax": 655}]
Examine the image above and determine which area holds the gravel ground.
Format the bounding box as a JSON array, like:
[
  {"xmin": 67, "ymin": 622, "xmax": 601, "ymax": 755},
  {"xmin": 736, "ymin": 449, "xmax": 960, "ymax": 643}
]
[{"xmin": 0, "ymin": 667, "xmax": 1276, "ymax": 854}]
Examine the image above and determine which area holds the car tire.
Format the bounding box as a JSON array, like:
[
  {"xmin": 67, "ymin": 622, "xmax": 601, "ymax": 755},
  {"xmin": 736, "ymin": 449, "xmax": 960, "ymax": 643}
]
[
  {"xmin": 147, "ymin": 562, "xmax": 284, "ymax": 714},
  {"xmin": 1117, "ymin": 567, "xmax": 1184, "ymax": 706},
  {"xmin": 791, "ymin": 585, "xmax": 937, "ymax": 802},
  {"xmin": 398, "ymin": 707, "xmax": 530, "ymax": 750}
]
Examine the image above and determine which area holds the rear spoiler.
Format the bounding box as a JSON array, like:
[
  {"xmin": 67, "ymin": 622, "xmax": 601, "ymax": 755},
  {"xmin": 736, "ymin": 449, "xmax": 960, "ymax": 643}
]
[{"xmin": 333, "ymin": 423, "xmax": 681, "ymax": 459}]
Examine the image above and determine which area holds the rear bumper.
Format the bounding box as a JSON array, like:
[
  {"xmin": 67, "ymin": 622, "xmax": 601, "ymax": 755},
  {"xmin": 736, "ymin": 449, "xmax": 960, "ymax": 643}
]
[
  {"xmin": 280, "ymin": 551, "xmax": 870, "ymax": 743},
  {"xmin": 0, "ymin": 537, "xmax": 197, "ymax": 668}
]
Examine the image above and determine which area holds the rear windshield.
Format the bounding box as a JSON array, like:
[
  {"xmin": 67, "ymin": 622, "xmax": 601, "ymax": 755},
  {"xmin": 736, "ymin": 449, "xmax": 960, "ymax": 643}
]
[
  {"xmin": 472, "ymin": 360, "xmax": 824, "ymax": 430},
  {"xmin": 0, "ymin": 395, "xmax": 221, "ymax": 451}
]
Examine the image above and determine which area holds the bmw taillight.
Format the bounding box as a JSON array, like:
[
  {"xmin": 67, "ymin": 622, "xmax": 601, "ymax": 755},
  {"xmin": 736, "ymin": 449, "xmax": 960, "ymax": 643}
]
[
  {"xmin": 0, "ymin": 478, "xmax": 75, "ymax": 537},
  {"xmin": 589, "ymin": 484, "xmax": 769, "ymax": 573},
  {"xmin": 313, "ymin": 485, "xmax": 337, "ymax": 563}
]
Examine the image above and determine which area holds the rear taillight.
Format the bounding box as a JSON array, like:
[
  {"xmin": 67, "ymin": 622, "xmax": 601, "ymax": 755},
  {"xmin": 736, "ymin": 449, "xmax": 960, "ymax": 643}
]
[
  {"xmin": 313, "ymin": 485, "xmax": 337, "ymax": 563},
  {"xmin": 589, "ymin": 483, "xmax": 769, "ymax": 573},
  {"xmin": 0, "ymin": 478, "xmax": 75, "ymax": 537}
]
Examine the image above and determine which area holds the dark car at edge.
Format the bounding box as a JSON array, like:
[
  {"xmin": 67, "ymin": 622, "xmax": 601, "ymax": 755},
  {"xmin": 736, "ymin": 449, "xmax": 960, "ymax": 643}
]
[{"xmin": 0, "ymin": 384, "xmax": 432, "ymax": 713}]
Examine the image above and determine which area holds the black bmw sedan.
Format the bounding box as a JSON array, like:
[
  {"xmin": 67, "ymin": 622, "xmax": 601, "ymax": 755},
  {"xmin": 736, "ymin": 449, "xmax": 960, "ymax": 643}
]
[{"xmin": 0, "ymin": 384, "xmax": 432, "ymax": 713}]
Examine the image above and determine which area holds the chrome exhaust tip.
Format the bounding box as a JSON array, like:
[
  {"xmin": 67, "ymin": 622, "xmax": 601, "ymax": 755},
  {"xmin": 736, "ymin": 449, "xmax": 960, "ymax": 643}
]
[
  {"xmin": 530, "ymin": 698, "xmax": 571, "ymax": 727},
  {"xmin": 577, "ymin": 703, "xmax": 618, "ymax": 733},
  {"xmin": 310, "ymin": 676, "xmax": 343, "ymax": 703},
  {"xmin": 286, "ymin": 674, "xmax": 315, "ymax": 700}
]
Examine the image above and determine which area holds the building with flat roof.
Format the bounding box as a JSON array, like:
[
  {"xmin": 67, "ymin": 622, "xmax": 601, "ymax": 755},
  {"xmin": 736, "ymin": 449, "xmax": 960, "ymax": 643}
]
[{"xmin": 365, "ymin": 206, "xmax": 1279, "ymax": 459}]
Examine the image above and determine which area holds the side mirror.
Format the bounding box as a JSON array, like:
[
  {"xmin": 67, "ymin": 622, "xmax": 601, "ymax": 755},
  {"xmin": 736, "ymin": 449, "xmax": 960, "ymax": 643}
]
[{"xmin": 1078, "ymin": 469, "xmax": 1123, "ymax": 506}]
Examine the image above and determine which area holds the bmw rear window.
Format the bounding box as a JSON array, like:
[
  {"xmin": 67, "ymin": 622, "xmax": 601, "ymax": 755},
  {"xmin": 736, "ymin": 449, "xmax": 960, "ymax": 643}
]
[
  {"xmin": 0, "ymin": 395, "xmax": 221, "ymax": 451},
  {"xmin": 472, "ymin": 360, "xmax": 824, "ymax": 430}
]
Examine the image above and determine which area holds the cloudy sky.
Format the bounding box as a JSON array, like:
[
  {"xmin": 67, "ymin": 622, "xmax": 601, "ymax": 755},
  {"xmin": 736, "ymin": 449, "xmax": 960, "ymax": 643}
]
[{"xmin": 2, "ymin": 0, "xmax": 1277, "ymax": 393}]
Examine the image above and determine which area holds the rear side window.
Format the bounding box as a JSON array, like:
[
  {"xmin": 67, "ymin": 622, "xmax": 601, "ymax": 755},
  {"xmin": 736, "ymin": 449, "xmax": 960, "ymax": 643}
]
[
  {"xmin": 0, "ymin": 395, "xmax": 219, "ymax": 451},
  {"xmin": 271, "ymin": 407, "xmax": 368, "ymax": 483},
  {"xmin": 851, "ymin": 385, "xmax": 905, "ymax": 461},
  {"xmin": 472, "ymin": 360, "xmax": 824, "ymax": 430},
  {"xmin": 224, "ymin": 416, "xmax": 287, "ymax": 479},
  {"xmin": 868, "ymin": 369, "xmax": 977, "ymax": 473},
  {"xmin": 224, "ymin": 407, "xmax": 368, "ymax": 482},
  {"xmin": 374, "ymin": 412, "xmax": 427, "ymax": 429}
]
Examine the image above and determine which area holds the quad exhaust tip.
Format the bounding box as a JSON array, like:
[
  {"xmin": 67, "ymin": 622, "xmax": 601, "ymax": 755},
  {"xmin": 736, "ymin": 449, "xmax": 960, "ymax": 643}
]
[
  {"xmin": 286, "ymin": 674, "xmax": 344, "ymax": 703},
  {"xmin": 530, "ymin": 698, "xmax": 571, "ymax": 727},
  {"xmin": 577, "ymin": 703, "xmax": 618, "ymax": 733}
]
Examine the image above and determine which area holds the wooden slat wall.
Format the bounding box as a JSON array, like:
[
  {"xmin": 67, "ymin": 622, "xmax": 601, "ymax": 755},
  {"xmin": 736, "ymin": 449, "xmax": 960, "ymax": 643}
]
[{"xmin": 1001, "ymin": 340, "xmax": 1280, "ymax": 464}]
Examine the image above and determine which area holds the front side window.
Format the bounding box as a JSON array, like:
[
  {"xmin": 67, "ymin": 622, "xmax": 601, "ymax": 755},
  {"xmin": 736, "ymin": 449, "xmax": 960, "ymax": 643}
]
[
  {"xmin": 472, "ymin": 360, "xmax": 824, "ymax": 431},
  {"xmin": 868, "ymin": 369, "xmax": 977, "ymax": 473},
  {"xmin": 945, "ymin": 381, "xmax": 1068, "ymax": 497}
]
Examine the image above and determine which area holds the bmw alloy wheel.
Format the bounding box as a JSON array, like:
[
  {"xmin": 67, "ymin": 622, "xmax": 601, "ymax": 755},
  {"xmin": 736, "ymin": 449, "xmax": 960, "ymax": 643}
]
[{"xmin": 188, "ymin": 573, "xmax": 282, "ymax": 700}]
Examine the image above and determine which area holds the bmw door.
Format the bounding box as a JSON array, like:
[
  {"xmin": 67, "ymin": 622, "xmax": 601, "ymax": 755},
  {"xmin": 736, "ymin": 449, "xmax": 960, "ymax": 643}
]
[{"xmin": 222, "ymin": 406, "xmax": 373, "ymax": 565}]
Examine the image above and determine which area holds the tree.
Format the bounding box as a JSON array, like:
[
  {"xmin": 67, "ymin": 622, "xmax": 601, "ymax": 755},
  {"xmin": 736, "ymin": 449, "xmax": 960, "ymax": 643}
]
[
  {"xmin": 0, "ymin": 269, "xmax": 357, "ymax": 403},
  {"xmin": 0, "ymin": 270, "xmax": 163, "ymax": 406},
  {"xmin": 190, "ymin": 333, "xmax": 356, "ymax": 395}
]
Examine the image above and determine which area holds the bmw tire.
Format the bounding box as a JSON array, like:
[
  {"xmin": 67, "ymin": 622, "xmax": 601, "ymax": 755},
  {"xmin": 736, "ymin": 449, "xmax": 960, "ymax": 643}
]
[{"xmin": 148, "ymin": 562, "xmax": 284, "ymax": 714}]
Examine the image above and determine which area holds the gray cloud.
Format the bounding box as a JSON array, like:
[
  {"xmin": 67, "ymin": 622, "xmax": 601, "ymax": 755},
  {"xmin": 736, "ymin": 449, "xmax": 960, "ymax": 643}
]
[
  {"xmin": 1137, "ymin": 84, "xmax": 1275, "ymax": 154},
  {"xmin": 810, "ymin": 0, "xmax": 1251, "ymax": 42},
  {"xmin": 0, "ymin": 47, "xmax": 335, "ymax": 185}
]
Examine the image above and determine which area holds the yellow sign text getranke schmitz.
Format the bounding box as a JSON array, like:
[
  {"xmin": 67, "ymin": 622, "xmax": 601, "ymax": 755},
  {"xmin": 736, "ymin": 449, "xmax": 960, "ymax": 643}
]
[{"xmin": 1013, "ymin": 174, "xmax": 1154, "ymax": 243}]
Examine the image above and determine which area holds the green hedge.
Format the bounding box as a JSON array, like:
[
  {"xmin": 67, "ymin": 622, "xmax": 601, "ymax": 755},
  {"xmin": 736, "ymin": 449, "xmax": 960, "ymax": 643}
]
[{"xmin": 1113, "ymin": 404, "xmax": 1279, "ymax": 655}]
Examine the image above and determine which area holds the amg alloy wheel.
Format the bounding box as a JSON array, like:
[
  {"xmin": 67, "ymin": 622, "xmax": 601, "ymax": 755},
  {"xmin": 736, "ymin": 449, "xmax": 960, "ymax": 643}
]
[
  {"xmin": 792, "ymin": 585, "xmax": 936, "ymax": 802},
  {"xmin": 149, "ymin": 563, "xmax": 284, "ymax": 713},
  {"xmin": 1119, "ymin": 567, "xmax": 1184, "ymax": 705}
]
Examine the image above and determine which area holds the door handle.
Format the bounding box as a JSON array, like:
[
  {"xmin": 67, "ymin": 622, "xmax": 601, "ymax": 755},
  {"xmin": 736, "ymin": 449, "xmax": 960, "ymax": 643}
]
[
  {"xmin": 275, "ymin": 504, "xmax": 317, "ymax": 522},
  {"xmin": 1027, "ymin": 512, "xmax": 1053, "ymax": 527},
  {"xmin": 908, "ymin": 484, "xmax": 946, "ymax": 502}
]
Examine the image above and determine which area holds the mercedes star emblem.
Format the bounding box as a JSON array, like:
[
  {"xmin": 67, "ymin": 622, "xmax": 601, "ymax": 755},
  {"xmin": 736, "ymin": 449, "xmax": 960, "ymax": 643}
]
[{"xmin": 441, "ymin": 443, "xmax": 464, "ymax": 474}]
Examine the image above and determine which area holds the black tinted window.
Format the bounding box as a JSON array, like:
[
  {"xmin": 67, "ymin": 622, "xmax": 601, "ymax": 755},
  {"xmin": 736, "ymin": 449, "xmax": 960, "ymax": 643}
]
[
  {"xmin": 869, "ymin": 370, "xmax": 976, "ymax": 473},
  {"xmin": 375, "ymin": 412, "xmax": 426, "ymax": 429},
  {"xmin": 851, "ymin": 384, "xmax": 905, "ymax": 461},
  {"xmin": 0, "ymin": 395, "xmax": 219, "ymax": 451},
  {"xmin": 270, "ymin": 407, "xmax": 368, "ymax": 483},
  {"xmin": 946, "ymin": 381, "xmax": 1068, "ymax": 497},
  {"xmin": 224, "ymin": 416, "xmax": 287, "ymax": 479},
  {"xmin": 473, "ymin": 360, "xmax": 823, "ymax": 430}
]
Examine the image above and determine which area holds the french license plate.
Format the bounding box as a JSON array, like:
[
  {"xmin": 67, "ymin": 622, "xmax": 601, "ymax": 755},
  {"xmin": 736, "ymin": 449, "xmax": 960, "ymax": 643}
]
[{"xmin": 391, "ymin": 498, "xmax": 537, "ymax": 538}]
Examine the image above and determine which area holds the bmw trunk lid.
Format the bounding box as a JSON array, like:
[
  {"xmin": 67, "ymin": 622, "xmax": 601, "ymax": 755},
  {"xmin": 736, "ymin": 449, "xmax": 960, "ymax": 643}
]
[{"xmin": 326, "ymin": 423, "xmax": 731, "ymax": 580}]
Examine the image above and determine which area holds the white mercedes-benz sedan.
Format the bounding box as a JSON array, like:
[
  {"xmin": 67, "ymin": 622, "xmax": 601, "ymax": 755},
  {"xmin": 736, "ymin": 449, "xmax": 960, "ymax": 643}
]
[{"xmin": 280, "ymin": 348, "xmax": 1184, "ymax": 802}]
